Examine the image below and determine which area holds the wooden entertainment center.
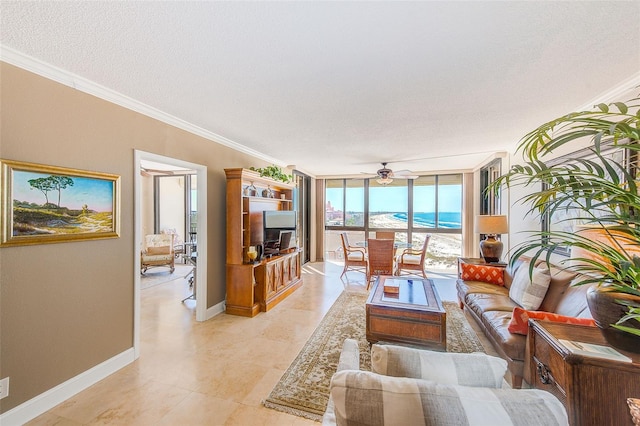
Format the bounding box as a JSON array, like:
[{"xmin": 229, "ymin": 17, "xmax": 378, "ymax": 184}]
[{"xmin": 224, "ymin": 168, "xmax": 302, "ymax": 317}]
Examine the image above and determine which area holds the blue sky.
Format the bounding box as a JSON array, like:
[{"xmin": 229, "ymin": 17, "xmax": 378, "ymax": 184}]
[
  {"xmin": 327, "ymin": 183, "xmax": 462, "ymax": 213},
  {"xmin": 13, "ymin": 170, "xmax": 114, "ymax": 212}
]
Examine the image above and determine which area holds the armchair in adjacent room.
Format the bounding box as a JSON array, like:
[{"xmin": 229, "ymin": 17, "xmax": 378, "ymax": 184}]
[{"xmin": 141, "ymin": 234, "xmax": 175, "ymax": 274}]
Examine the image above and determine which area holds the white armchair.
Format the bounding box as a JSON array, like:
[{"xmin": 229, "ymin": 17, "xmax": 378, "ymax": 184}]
[{"xmin": 141, "ymin": 234, "xmax": 175, "ymax": 274}]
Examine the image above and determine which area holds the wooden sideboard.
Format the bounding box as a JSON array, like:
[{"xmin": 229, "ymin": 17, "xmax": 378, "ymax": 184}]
[
  {"xmin": 255, "ymin": 250, "xmax": 301, "ymax": 312},
  {"xmin": 224, "ymin": 168, "xmax": 302, "ymax": 317},
  {"xmin": 528, "ymin": 320, "xmax": 640, "ymax": 425}
]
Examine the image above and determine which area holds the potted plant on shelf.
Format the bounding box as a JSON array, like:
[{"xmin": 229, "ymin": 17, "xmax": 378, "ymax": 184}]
[
  {"xmin": 249, "ymin": 165, "xmax": 293, "ymax": 184},
  {"xmin": 492, "ymin": 96, "xmax": 640, "ymax": 352}
]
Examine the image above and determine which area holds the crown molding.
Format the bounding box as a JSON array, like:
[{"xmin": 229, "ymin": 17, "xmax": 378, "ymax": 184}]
[
  {"xmin": 0, "ymin": 45, "xmax": 285, "ymax": 167},
  {"xmin": 578, "ymin": 71, "xmax": 640, "ymax": 110}
]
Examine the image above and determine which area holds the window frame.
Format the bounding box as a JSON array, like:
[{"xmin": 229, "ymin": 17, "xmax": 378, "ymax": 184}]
[{"xmin": 325, "ymin": 174, "xmax": 463, "ymax": 240}]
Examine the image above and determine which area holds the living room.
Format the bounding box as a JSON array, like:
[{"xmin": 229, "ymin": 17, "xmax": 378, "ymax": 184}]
[{"xmin": 1, "ymin": 2, "xmax": 640, "ymax": 425}]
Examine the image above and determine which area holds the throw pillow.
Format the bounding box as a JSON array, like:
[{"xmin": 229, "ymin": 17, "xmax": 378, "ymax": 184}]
[
  {"xmin": 147, "ymin": 246, "xmax": 171, "ymax": 255},
  {"xmin": 508, "ymin": 306, "xmax": 597, "ymax": 335},
  {"xmin": 371, "ymin": 344, "xmax": 507, "ymax": 388},
  {"xmin": 459, "ymin": 263, "xmax": 505, "ymax": 286},
  {"xmin": 508, "ymin": 263, "xmax": 552, "ymax": 310}
]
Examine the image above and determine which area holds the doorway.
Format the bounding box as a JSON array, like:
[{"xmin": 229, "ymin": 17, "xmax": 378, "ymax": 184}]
[{"xmin": 133, "ymin": 150, "xmax": 208, "ymax": 359}]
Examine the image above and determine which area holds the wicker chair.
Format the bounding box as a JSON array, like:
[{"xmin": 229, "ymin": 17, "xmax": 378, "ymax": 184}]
[
  {"xmin": 339, "ymin": 232, "xmax": 368, "ymax": 279},
  {"xmin": 141, "ymin": 234, "xmax": 175, "ymax": 274},
  {"xmin": 366, "ymin": 238, "xmax": 395, "ymax": 289},
  {"xmin": 396, "ymin": 234, "xmax": 431, "ymax": 278},
  {"xmin": 375, "ymin": 231, "xmax": 395, "ymax": 240}
]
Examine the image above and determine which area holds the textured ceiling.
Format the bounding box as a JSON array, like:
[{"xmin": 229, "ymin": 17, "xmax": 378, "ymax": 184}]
[{"xmin": 1, "ymin": 1, "xmax": 639, "ymax": 177}]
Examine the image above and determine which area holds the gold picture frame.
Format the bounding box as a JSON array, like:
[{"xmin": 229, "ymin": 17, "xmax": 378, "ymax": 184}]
[{"xmin": 1, "ymin": 159, "xmax": 120, "ymax": 246}]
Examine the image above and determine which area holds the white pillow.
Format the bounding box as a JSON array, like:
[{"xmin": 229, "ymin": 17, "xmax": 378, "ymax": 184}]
[
  {"xmin": 509, "ymin": 263, "xmax": 552, "ymax": 310},
  {"xmin": 371, "ymin": 344, "xmax": 507, "ymax": 388}
]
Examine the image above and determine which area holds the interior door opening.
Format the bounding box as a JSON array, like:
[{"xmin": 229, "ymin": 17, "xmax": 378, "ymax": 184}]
[{"xmin": 134, "ymin": 150, "xmax": 208, "ymax": 359}]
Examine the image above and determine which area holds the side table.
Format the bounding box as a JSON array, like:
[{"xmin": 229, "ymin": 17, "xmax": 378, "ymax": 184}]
[{"xmin": 528, "ymin": 320, "xmax": 640, "ymax": 426}]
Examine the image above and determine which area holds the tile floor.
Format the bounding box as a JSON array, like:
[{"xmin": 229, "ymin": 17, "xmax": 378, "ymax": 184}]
[{"xmin": 26, "ymin": 262, "xmax": 466, "ymax": 425}]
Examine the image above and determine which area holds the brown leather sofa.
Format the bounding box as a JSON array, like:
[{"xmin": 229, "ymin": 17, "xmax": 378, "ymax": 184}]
[{"xmin": 456, "ymin": 256, "xmax": 593, "ymax": 388}]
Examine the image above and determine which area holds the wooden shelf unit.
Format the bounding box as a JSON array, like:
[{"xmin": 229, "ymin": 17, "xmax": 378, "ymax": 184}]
[{"xmin": 224, "ymin": 168, "xmax": 302, "ymax": 317}]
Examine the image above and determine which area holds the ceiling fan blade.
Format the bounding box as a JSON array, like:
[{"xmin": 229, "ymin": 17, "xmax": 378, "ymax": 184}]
[{"xmin": 393, "ymin": 169, "xmax": 418, "ymax": 176}]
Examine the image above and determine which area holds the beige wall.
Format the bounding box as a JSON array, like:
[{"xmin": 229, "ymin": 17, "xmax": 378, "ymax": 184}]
[{"xmin": 0, "ymin": 63, "xmax": 273, "ymax": 412}]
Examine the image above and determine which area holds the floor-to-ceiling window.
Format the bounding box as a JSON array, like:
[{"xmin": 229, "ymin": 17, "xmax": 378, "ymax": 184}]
[
  {"xmin": 325, "ymin": 179, "xmax": 365, "ymax": 260},
  {"xmin": 324, "ymin": 174, "xmax": 462, "ymax": 271},
  {"xmin": 412, "ymin": 174, "xmax": 463, "ymax": 270}
]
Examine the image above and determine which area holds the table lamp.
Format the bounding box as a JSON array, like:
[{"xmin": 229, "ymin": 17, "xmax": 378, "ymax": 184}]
[{"xmin": 476, "ymin": 215, "xmax": 508, "ymax": 263}]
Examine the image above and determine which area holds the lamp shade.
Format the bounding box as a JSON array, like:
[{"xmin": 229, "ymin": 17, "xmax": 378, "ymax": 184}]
[{"xmin": 475, "ymin": 215, "xmax": 508, "ymax": 235}]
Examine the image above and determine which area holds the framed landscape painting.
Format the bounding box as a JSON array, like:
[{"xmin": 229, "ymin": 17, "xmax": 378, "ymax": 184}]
[{"xmin": 1, "ymin": 159, "xmax": 120, "ymax": 246}]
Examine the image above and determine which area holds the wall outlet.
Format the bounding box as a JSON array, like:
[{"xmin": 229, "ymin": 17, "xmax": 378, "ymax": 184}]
[{"xmin": 0, "ymin": 377, "xmax": 9, "ymax": 399}]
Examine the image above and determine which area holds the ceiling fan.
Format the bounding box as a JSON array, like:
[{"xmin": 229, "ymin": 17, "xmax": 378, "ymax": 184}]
[{"xmin": 372, "ymin": 163, "xmax": 418, "ymax": 185}]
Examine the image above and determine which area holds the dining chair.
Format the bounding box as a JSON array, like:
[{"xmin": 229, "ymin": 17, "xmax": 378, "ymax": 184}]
[
  {"xmin": 395, "ymin": 234, "xmax": 431, "ymax": 278},
  {"xmin": 339, "ymin": 232, "xmax": 368, "ymax": 279},
  {"xmin": 375, "ymin": 231, "xmax": 395, "ymax": 241},
  {"xmin": 366, "ymin": 238, "xmax": 395, "ymax": 289}
]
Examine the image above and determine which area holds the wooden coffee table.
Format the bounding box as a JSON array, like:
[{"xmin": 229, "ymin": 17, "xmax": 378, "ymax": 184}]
[{"xmin": 366, "ymin": 276, "xmax": 446, "ymax": 350}]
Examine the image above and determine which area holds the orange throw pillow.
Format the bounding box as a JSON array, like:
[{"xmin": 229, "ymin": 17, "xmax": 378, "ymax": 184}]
[
  {"xmin": 459, "ymin": 263, "xmax": 505, "ymax": 286},
  {"xmin": 508, "ymin": 306, "xmax": 597, "ymax": 335}
]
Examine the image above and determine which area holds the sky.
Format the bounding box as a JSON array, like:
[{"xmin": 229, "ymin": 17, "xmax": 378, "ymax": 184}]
[
  {"xmin": 327, "ymin": 184, "xmax": 462, "ymax": 213},
  {"xmin": 12, "ymin": 170, "xmax": 114, "ymax": 212}
]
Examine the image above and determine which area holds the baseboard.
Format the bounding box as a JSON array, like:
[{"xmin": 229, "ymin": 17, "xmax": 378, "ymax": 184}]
[
  {"xmin": 0, "ymin": 348, "xmax": 135, "ymax": 426},
  {"xmin": 205, "ymin": 300, "xmax": 225, "ymax": 320}
]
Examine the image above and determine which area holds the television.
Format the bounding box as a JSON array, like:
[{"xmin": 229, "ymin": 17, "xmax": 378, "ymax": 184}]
[
  {"xmin": 263, "ymin": 210, "xmax": 297, "ymax": 256},
  {"xmin": 263, "ymin": 210, "xmax": 297, "ymax": 230}
]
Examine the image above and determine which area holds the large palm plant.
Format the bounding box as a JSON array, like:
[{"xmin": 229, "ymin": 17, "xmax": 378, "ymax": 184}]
[{"xmin": 492, "ymin": 96, "xmax": 640, "ymax": 335}]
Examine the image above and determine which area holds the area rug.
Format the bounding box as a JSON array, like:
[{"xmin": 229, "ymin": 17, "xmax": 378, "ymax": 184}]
[
  {"xmin": 140, "ymin": 264, "xmax": 193, "ymax": 289},
  {"xmin": 263, "ymin": 290, "xmax": 486, "ymax": 421}
]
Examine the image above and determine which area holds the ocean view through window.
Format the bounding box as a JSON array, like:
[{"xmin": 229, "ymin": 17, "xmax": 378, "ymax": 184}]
[{"xmin": 325, "ymin": 175, "xmax": 462, "ymax": 271}]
